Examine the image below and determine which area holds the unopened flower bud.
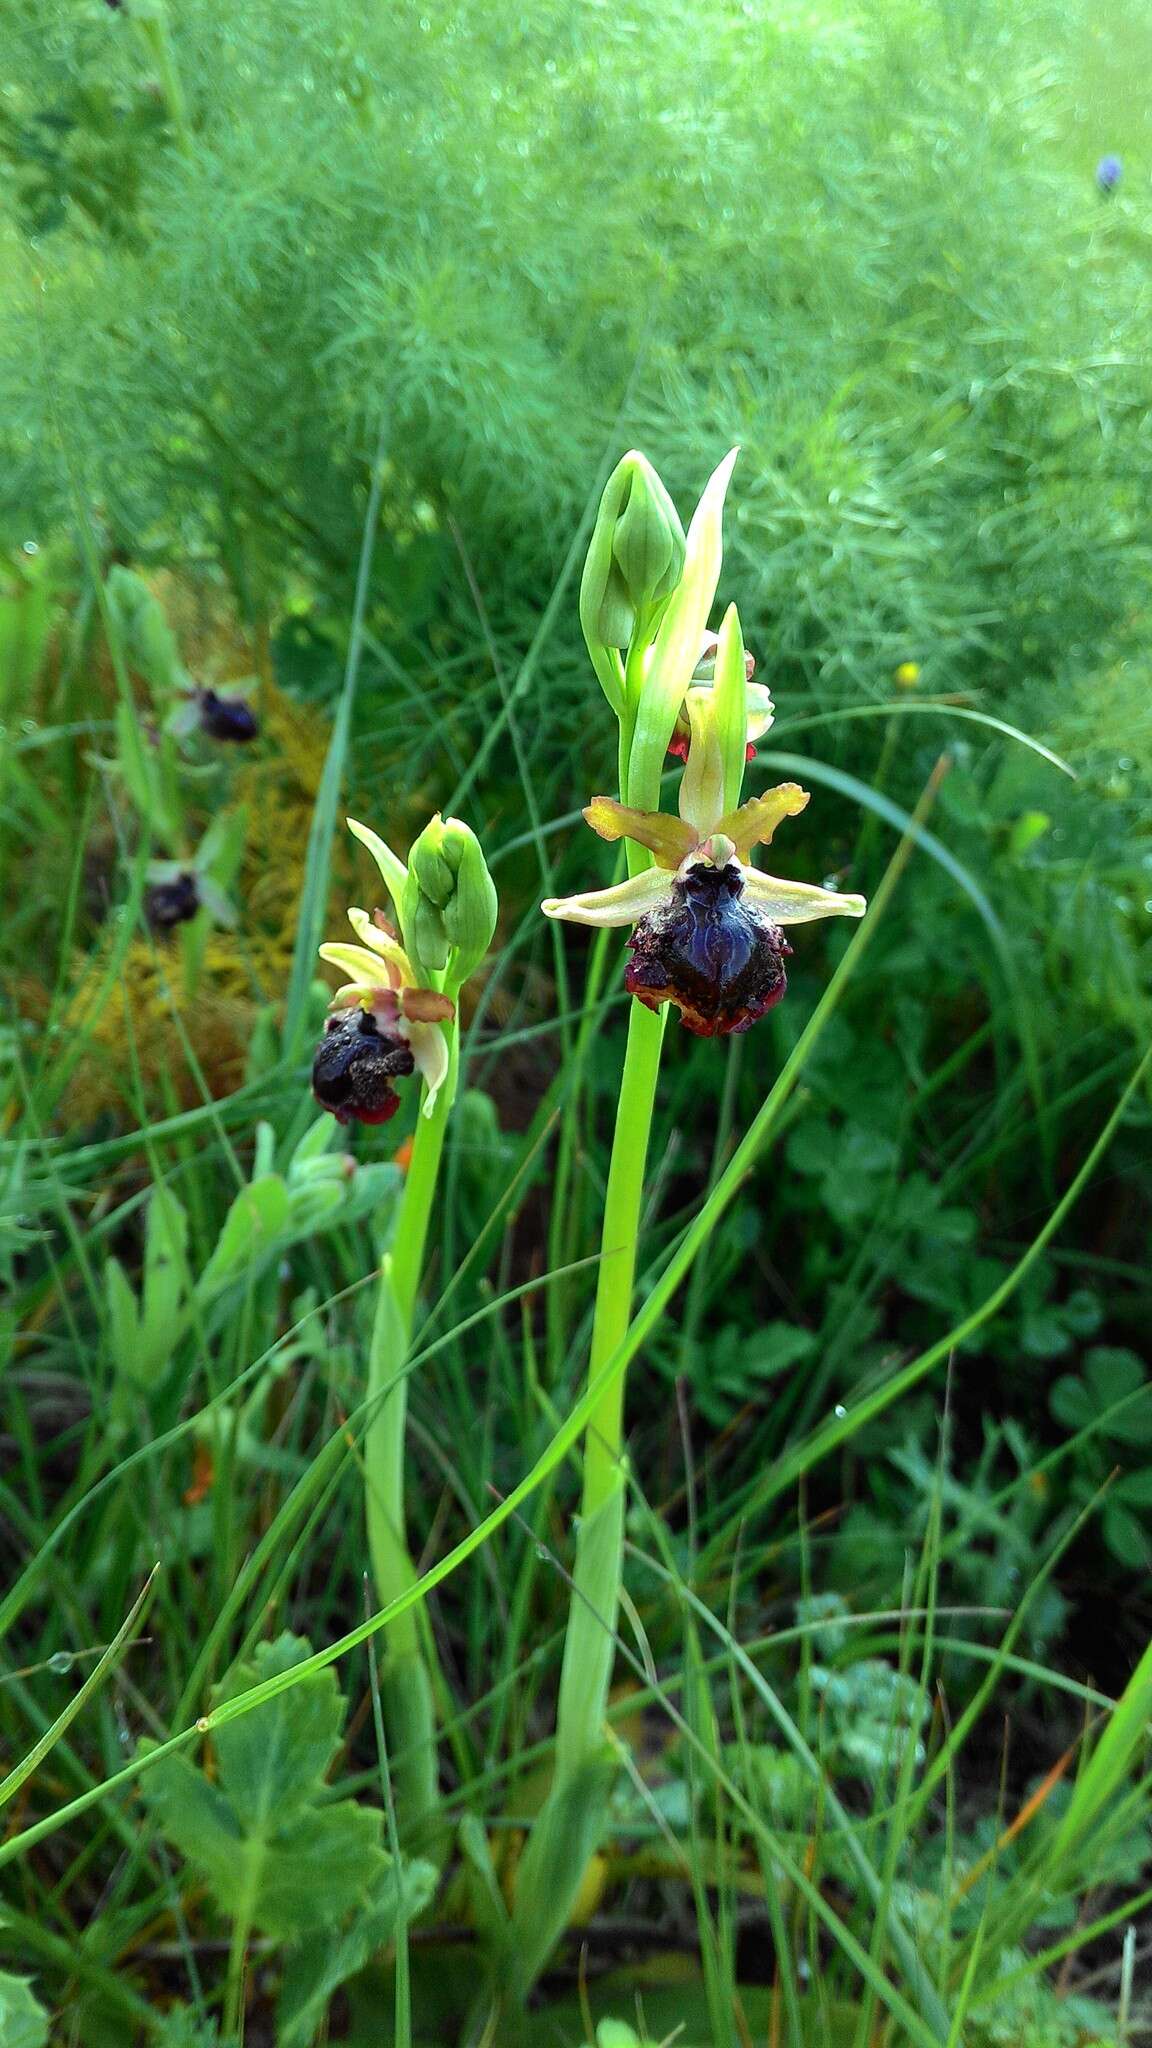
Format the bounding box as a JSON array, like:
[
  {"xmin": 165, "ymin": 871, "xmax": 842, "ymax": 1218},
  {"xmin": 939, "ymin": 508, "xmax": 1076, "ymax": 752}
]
[
  {"xmin": 405, "ymin": 814, "xmax": 497, "ymax": 984},
  {"xmin": 106, "ymin": 566, "xmax": 184, "ymax": 696},
  {"xmin": 580, "ymin": 451, "xmax": 686, "ymax": 656}
]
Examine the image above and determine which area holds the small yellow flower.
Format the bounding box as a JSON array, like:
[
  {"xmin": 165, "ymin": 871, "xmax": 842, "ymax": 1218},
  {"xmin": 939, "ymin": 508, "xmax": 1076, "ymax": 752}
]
[{"xmin": 894, "ymin": 661, "xmax": 921, "ymax": 690}]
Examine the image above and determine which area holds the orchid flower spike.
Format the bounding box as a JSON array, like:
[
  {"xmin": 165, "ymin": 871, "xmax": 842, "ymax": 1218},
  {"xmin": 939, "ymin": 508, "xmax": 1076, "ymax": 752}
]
[
  {"xmin": 542, "ymin": 701, "xmax": 866, "ymax": 1038},
  {"xmin": 314, "ymin": 906, "xmax": 454, "ymax": 1126}
]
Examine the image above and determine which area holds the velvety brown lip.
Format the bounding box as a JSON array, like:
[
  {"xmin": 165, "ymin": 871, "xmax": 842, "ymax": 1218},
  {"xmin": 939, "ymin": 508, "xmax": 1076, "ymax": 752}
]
[
  {"xmin": 311, "ymin": 1008, "xmax": 417, "ymax": 1125},
  {"xmin": 625, "ymin": 861, "xmax": 790, "ymax": 1037}
]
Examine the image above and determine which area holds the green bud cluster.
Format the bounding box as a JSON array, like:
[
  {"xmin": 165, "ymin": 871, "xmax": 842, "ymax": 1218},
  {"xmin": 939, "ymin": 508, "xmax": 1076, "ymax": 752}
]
[
  {"xmin": 403, "ymin": 813, "xmax": 498, "ymax": 984},
  {"xmin": 580, "ymin": 451, "xmax": 686, "ymax": 665}
]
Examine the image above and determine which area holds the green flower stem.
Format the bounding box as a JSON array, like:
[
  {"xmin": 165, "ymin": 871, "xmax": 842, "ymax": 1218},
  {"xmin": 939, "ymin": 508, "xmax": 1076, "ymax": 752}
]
[
  {"xmin": 511, "ymin": 987, "xmax": 667, "ymax": 1993},
  {"xmin": 574, "ymin": 997, "xmax": 666, "ymax": 1517},
  {"xmin": 364, "ymin": 1015, "xmax": 460, "ymax": 1847},
  {"xmin": 555, "ymin": 991, "xmax": 666, "ymax": 1763}
]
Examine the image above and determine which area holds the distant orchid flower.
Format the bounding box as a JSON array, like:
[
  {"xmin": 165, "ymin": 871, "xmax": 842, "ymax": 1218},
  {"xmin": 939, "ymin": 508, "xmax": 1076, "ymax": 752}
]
[
  {"xmin": 167, "ymin": 679, "xmax": 260, "ymax": 745},
  {"xmin": 1096, "ymin": 154, "xmax": 1122, "ymax": 194},
  {"xmin": 145, "ymin": 868, "xmax": 201, "ymax": 932},
  {"xmin": 197, "ymin": 687, "xmax": 260, "ymax": 743}
]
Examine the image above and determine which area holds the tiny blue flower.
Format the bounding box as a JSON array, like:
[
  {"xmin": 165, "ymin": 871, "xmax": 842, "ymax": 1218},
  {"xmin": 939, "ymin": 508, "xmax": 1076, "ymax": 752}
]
[{"xmin": 1096, "ymin": 154, "xmax": 1123, "ymax": 194}]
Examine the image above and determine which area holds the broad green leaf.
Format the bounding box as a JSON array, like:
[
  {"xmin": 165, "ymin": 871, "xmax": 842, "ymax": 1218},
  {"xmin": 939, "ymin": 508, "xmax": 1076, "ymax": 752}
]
[
  {"xmin": 137, "ymin": 1188, "xmax": 191, "ymax": 1383},
  {"xmin": 198, "ymin": 1176, "xmax": 291, "ymax": 1298},
  {"xmin": 1086, "ymin": 1347, "xmax": 1148, "ymax": 1410},
  {"xmin": 142, "ymin": 1634, "xmax": 387, "ymax": 1940},
  {"xmin": 213, "ymin": 1634, "xmax": 346, "ymax": 1827},
  {"xmin": 114, "ymin": 700, "xmax": 175, "ymax": 838},
  {"xmin": 1115, "ymin": 1469, "xmax": 1152, "ymax": 1509},
  {"xmin": 1103, "ymin": 1501, "xmax": 1152, "ymax": 1569},
  {"xmin": 253, "ymin": 1805, "xmax": 393, "ymax": 1935},
  {"xmin": 196, "ymin": 803, "xmax": 248, "ymax": 887},
  {"xmin": 284, "ymin": 1182, "xmax": 346, "ymax": 1233},
  {"xmin": 103, "ymin": 1256, "xmax": 141, "ymax": 1378},
  {"xmin": 0, "ymin": 1971, "xmax": 49, "ymax": 2048},
  {"xmin": 1050, "ymin": 1375, "xmax": 1093, "ymax": 1433},
  {"xmin": 289, "ymin": 1113, "xmax": 340, "ymax": 1172},
  {"xmin": 278, "ymin": 1858, "xmax": 437, "ymax": 2044}
]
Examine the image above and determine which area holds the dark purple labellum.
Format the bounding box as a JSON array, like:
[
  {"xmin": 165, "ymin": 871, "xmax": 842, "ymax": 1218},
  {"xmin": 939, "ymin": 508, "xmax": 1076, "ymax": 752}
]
[
  {"xmin": 625, "ymin": 862, "xmax": 790, "ymax": 1037},
  {"xmin": 146, "ymin": 872, "xmax": 200, "ymax": 930},
  {"xmin": 312, "ymin": 1009, "xmax": 416, "ymax": 1125},
  {"xmin": 199, "ymin": 689, "xmax": 259, "ymax": 743}
]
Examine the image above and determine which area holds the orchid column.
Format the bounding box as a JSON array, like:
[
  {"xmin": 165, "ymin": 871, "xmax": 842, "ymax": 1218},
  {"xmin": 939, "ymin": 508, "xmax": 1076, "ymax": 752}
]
[{"xmin": 511, "ymin": 451, "xmax": 865, "ymax": 1991}]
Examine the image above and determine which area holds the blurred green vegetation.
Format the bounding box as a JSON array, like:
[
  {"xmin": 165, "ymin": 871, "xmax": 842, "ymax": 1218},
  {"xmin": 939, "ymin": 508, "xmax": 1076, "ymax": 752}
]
[{"xmin": 1, "ymin": 0, "xmax": 1152, "ymax": 2040}]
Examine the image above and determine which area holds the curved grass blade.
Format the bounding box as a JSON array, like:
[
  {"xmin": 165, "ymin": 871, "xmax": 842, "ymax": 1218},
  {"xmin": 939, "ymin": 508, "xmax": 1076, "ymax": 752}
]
[
  {"xmin": 774, "ymin": 701, "xmax": 1075, "ymax": 778},
  {"xmin": 0, "ymin": 1566, "xmax": 157, "ymax": 1811}
]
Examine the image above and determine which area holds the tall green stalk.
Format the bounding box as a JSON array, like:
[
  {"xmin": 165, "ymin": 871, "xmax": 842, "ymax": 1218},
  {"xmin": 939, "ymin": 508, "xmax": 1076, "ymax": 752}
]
[
  {"xmin": 509, "ymin": 996, "xmax": 667, "ymax": 1993},
  {"xmin": 554, "ymin": 995, "xmax": 666, "ymax": 1769},
  {"xmin": 365, "ymin": 1018, "xmax": 460, "ymax": 1848}
]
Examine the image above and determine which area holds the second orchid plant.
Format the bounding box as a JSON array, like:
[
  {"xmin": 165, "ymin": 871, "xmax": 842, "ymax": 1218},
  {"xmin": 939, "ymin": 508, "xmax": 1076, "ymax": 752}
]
[{"xmin": 312, "ymin": 810, "xmax": 497, "ymax": 1847}]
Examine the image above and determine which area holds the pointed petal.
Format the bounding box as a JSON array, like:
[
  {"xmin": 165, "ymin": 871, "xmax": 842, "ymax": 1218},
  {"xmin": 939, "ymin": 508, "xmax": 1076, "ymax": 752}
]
[
  {"xmin": 583, "ymin": 797, "xmax": 696, "ymax": 870},
  {"xmin": 541, "ymin": 867, "xmax": 674, "ymax": 928},
  {"xmin": 716, "ymin": 784, "xmax": 810, "ymax": 859},
  {"xmin": 346, "ymin": 906, "xmax": 413, "ymax": 986},
  {"xmin": 677, "ymin": 687, "xmax": 726, "ymax": 838},
  {"xmin": 400, "ymin": 986, "xmax": 456, "ymax": 1024},
  {"xmin": 196, "ymin": 877, "xmax": 238, "ymax": 929},
  {"xmin": 712, "ymin": 604, "xmax": 751, "ymax": 815},
  {"xmin": 742, "ymin": 866, "xmax": 867, "ymax": 925},
  {"xmin": 744, "ymin": 682, "xmax": 775, "ymax": 741},
  {"xmin": 165, "ymin": 701, "xmax": 201, "ymax": 737},
  {"xmin": 406, "ymin": 1018, "xmax": 451, "ymax": 1116},
  {"xmin": 346, "ymin": 817, "xmax": 408, "ymax": 906},
  {"xmin": 318, "ymin": 941, "xmax": 398, "ymax": 984}
]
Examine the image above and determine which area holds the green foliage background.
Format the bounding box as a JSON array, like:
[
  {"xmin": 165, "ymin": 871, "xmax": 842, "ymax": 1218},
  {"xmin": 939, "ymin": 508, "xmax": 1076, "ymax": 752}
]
[{"xmin": 1, "ymin": 0, "xmax": 1151, "ymax": 2040}]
